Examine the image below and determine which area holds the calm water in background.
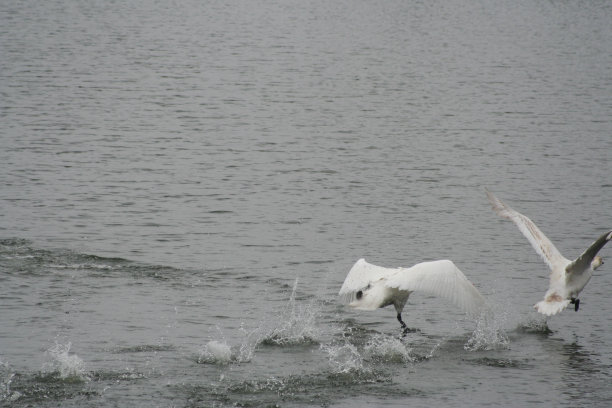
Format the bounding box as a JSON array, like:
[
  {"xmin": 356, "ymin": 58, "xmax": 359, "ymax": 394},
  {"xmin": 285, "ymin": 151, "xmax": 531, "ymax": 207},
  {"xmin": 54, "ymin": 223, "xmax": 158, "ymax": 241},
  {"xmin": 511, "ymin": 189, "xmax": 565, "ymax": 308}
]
[{"xmin": 1, "ymin": 0, "xmax": 612, "ymax": 406}]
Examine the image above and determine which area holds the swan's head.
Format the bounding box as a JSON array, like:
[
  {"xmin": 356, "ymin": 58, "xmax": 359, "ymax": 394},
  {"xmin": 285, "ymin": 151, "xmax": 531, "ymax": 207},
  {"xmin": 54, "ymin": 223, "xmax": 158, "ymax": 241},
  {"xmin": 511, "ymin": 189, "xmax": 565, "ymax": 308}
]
[
  {"xmin": 591, "ymin": 256, "xmax": 604, "ymax": 270},
  {"xmin": 348, "ymin": 282, "xmax": 389, "ymax": 310}
]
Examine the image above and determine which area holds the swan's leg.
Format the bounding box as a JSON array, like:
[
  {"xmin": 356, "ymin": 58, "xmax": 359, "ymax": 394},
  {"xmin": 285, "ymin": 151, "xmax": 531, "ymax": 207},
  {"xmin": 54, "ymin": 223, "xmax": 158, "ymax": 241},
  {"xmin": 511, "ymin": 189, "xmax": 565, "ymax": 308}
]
[
  {"xmin": 570, "ymin": 298, "xmax": 580, "ymax": 312},
  {"xmin": 397, "ymin": 312, "xmax": 407, "ymax": 329},
  {"xmin": 397, "ymin": 312, "xmax": 411, "ymax": 337}
]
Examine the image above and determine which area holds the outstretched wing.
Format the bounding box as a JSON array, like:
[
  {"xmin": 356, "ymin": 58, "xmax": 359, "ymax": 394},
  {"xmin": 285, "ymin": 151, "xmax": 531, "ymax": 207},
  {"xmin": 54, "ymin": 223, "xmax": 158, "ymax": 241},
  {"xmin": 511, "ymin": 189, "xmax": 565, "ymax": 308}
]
[
  {"xmin": 338, "ymin": 258, "xmax": 398, "ymax": 304},
  {"xmin": 486, "ymin": 189, "xmax": 569, "ymax": 271},
  {"xmin": 384, "ymin": 260, "xmax": 487, "ymax": 317},
  {"xmin": 566, "ymin": 230, "xmax": 612, "ymax": 274}
]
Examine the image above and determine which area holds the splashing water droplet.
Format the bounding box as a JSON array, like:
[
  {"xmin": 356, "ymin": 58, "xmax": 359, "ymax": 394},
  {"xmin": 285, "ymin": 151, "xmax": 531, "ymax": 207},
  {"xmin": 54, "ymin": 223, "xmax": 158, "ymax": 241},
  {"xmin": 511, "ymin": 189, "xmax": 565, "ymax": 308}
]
[
  {"xmin": 0, "ymin": 361, "xmax": 22, "ymax": 403},
  {"xmin": 363, "ymin": 334, "xmax": 414, "ymax": 363},
  {"xmin": 202, "ymin": 277, "xmax": 322, "ymax": 364},
  {"xmin": 464, "ymin": 309, "xmax": 510, "ymax": 351},
  {"xmin": 199, "ymin": 341, "xmax": 233, "ymax": 364},
  {"xmin": 321, "ymin": 341, "xmax": 364, "ymax": 373},
  {"xmin": 44, "ymin": 342, "xmax": 87, "ymax": 379}
]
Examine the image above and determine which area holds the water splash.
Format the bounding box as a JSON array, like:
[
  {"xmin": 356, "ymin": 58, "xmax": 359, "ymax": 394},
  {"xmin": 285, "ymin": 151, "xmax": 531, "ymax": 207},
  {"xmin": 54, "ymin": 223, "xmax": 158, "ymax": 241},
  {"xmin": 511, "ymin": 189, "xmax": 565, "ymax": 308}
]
[
  {"xmin": 43, "ymin": 342, "xmax": 88, "ymax": 380},
  {"xmin": 424, "ymin": 337, "xmax": 446, "ymax": 359},
  {"xmin": 320, "ymin": 326, "xmax": 414, "ymax": 373},
  {"xmin": 261, "ymin": 278, "xmax": 320, "ymax": 346},
  {"xmin": 320, "ymin": 341, "xmax": 364, "ymax": 373},
  {"xmin": 199, "ymin": 340, "xmax": 233, "ymax": 365},
  {"xmin": 201, "ymin": 278, "xmax": 321, "ymax": 364},
  {"xmin": 0, "ymin": 360, "xmax": 22, "ymax": 403},
  {"xmin": 464, "ymin": 309, "xmax": 510, "ymax": 351},
  {"xmin": 363, "ymin": 334, "xmax": 414, "ymax": 363}
]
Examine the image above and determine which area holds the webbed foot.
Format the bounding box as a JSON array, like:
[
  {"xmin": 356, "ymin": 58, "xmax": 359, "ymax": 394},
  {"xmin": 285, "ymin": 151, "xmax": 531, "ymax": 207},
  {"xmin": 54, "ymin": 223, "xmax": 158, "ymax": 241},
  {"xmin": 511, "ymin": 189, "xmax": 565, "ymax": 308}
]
[{"xmin": 570, "ymin": 298, "xmax": 580, "ymax": 312}]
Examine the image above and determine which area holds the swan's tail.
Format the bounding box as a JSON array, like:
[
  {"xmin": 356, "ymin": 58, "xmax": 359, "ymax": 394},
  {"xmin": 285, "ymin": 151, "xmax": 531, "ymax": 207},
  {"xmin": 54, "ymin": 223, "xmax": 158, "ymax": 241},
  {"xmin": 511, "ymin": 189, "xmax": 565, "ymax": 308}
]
[{"xmin": 534, "ymin": 299, "xmax": 571, "ymax": 316}]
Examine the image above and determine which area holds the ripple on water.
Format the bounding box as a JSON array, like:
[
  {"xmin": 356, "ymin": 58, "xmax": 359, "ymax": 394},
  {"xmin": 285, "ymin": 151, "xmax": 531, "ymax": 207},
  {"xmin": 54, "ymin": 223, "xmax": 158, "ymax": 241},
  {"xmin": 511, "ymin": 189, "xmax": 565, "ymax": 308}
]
[
  {"xmin": 110, "ymin": 344, "xmax": 175, "ymax": 354},
  {"xmin": 465, "ymin": 356, "xmax": 531, "ymax": 369},
  {"xmin": 175, "ymin": 367, "xmax": 414, "ymax": 408}
]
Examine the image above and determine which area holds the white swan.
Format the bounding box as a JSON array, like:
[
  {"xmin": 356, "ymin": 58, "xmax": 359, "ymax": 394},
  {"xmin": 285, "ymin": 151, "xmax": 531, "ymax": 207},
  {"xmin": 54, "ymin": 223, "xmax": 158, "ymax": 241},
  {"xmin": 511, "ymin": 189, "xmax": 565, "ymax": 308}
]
[
  {"xmin": 338, "ymin": 258, "xmax": 487, "ymax": 331},
  {"xmin": 486, "ymin": 189, "xmax": 612, "ymax": 316}
]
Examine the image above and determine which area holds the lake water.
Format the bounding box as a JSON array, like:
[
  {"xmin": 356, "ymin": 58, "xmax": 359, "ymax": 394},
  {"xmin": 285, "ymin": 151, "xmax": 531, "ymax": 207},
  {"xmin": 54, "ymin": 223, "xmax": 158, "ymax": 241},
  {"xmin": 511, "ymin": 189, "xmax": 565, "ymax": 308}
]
[{"xmin": 1, "ymin": 0, "xmax": 612, "ymax": 406}]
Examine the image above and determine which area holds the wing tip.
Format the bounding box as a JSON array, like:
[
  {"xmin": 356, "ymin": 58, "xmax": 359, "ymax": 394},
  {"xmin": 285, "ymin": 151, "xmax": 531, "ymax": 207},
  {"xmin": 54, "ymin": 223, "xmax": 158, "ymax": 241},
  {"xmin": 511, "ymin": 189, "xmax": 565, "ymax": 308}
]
[{"xmin": 484, "ymin": 188, "xmax": 509, "ymax": 217}]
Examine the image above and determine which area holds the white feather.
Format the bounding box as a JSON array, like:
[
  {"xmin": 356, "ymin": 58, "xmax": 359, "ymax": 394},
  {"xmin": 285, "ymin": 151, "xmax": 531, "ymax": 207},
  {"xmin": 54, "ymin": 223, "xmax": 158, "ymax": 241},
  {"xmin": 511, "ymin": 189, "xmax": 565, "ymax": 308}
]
[
  {"xmin": 338, "ymin": 258, "xmax": 487, "ymax": 318},
  {"xmin": 338, "ymin": 258, "xmax": 397, "ymax": 305},
  {"xmin": 486, "ymin": 189, "xmax": 612, "ymax": 316},
  {"xmin": 485, "ymin": 189, "xmax": 568, "ymax": 271},
  {"xmin": 534, "ymin": 298, "xmax": 571, "ymax": 316},
  {"xmin": 386, "ymin": 260, "xmax": 486, "ymax": 316}
]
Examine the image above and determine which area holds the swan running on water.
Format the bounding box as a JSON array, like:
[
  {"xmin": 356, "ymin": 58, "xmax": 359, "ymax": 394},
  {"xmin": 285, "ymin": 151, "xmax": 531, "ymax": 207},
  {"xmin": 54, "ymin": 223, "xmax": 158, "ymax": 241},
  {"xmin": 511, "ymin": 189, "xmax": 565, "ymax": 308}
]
[
  {"xmin": 339, "ymin": 258, "xmax": 487, "ymax": 331},
  {"xmin": 486, "ymin": 189, "xmax": 612, "ymax": 316}
]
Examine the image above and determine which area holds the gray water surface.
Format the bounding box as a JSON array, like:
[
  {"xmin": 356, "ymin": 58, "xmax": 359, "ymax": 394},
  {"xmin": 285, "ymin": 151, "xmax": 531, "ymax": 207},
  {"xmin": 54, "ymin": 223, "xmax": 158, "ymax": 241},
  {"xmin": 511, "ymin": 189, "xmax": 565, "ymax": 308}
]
[{"xmin": 1, "ymin": 1, "xmax": 612, "ymax": 407}]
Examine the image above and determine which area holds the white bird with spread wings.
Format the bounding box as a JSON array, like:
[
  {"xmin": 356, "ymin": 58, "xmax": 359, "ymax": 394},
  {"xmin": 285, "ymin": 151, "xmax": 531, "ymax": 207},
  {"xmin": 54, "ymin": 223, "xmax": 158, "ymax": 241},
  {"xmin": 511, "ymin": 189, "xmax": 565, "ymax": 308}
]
[
  {"xmin": 486, "ymin": 189, "xmax": 612, "ymax": 316},
  {"xmin": 338, "ymin": 258, "xmax": 487, "ymax": 331}
]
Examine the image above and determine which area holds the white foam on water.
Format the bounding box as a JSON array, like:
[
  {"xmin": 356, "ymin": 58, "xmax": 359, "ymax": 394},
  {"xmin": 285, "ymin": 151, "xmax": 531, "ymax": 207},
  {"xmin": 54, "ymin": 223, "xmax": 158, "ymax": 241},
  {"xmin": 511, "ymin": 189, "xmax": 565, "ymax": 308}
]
[{"xmin": 43, "ymin": 342, "xmax": 88, "ymax": 380}]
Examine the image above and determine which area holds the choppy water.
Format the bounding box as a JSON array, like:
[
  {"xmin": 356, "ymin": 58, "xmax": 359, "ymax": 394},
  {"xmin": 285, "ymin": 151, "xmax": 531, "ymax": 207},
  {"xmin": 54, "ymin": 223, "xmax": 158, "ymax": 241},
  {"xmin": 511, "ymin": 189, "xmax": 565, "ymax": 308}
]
[{"xmin": 2, "ymin": 0, "xmax": 612, "ymax": 407}]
